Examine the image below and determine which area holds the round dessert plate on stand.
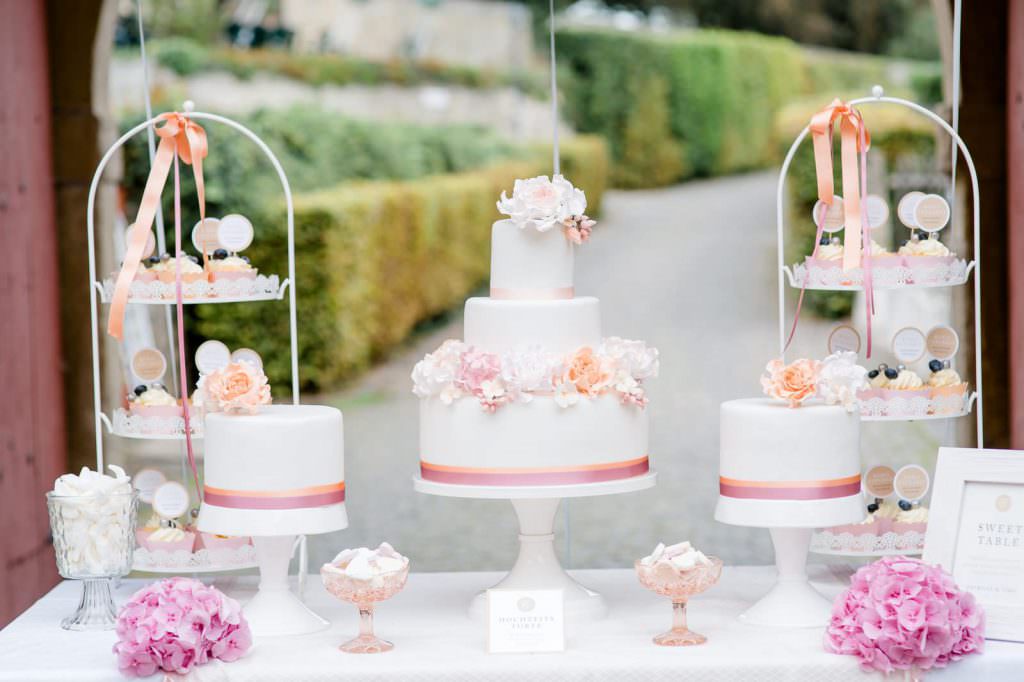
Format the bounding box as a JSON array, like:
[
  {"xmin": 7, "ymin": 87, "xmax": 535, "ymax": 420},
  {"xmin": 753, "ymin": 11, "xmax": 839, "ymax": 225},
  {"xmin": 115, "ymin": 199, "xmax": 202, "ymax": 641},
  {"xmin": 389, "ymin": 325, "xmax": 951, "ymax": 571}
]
[
  {"xmin": 132, "ymin": 545, "xmax": 258, "ymax": 573},
  {"xmin": 414, "ymin": 472, "xmax": 657, "ymax": 622}
]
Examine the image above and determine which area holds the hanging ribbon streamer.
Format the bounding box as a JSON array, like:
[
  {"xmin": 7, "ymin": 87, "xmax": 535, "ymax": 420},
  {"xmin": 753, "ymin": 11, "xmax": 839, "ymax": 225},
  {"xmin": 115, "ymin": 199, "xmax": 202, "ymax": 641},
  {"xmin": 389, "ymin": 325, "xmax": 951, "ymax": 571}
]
[
  {"xmin": 172, "ymin": 152, "xmax": 201, "ymax": 500},
  {"xmin": 786, "ymin": 99, "xmax": 875, "ymax": 357},
  {"xmin": 107, "ymin": 112, "xmax": 208, "ymax": 340}
]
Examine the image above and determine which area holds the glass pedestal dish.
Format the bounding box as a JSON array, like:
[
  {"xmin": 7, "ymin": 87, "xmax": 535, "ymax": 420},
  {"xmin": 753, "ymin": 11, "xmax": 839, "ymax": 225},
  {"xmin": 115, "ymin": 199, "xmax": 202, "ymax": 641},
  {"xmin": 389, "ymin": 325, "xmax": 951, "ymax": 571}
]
[
  {"xmin": 321, "ymin": 564, "xmax": 409, "ymax": 653},
  {"xmin": 635, "ymin": 557, "xmax": 722, "ymax": 646}
]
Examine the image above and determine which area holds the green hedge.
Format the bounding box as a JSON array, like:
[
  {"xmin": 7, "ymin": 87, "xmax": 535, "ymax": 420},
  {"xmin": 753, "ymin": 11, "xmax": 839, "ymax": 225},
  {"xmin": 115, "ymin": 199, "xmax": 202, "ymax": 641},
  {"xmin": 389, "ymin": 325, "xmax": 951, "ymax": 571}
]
[
  {"xmin": 152, "ymin": 37, "xmax": 549, "ymax": 98},
  {"xmin": 775, "ymin": 99, "xmax": 936, "ymax": 318},
  {"xmin": 557, "ymin": 27, "xmax": 941, "ymax": 188},
  {"xmin": 193, "ymin": 136, "xmax": 609, "ymax": 392}
]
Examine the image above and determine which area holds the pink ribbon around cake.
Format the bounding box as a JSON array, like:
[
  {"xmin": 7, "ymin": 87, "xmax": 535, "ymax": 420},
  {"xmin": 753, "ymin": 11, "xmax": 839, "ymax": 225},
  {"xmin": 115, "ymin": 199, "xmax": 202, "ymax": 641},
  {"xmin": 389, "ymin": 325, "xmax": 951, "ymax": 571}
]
[
  {"xmin": 420, "ymin": 456, "xmax": 649, "ymax": 486},
  {"xmin": 203, "ymin": 482, "xmax": 346, "ymax": 510},
  {"xmin": 490, "ymin": 286, "xmax": 575, "ymax": 300},
  {"xmin": 719, "ymin": 474, "xmax": 861, "ymax": 501}
]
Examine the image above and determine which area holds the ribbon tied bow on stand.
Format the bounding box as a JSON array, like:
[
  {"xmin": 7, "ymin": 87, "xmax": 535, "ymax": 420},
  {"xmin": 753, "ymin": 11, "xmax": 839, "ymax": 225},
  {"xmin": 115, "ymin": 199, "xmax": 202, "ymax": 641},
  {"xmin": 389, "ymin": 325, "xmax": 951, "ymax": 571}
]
[
  {"xmin": 107, "ymin": 111, "xmax": 208, "ymax": 500},
  {"xmin": 787, "ymin": 99, "xmax": 877, "ymax": 358}
]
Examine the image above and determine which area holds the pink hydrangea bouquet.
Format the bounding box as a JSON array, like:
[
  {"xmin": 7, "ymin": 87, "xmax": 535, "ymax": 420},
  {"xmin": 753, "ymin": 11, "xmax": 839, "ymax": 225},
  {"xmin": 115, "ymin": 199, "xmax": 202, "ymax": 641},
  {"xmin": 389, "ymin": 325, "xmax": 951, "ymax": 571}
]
[
  {"xmin": 824, "ymin": 557, "xmax": 984, "ymax": 678},
  {"xmin": 113, "ymin": 577, "xmax": 252, "ymax": 677}
]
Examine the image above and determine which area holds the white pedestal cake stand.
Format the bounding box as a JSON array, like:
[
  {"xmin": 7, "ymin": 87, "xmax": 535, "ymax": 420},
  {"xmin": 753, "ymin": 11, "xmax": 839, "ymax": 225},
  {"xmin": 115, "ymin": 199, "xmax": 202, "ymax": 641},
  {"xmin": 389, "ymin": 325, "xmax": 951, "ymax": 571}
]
[
  {"xmin": 414, "ymin": 473, "xmax": 657, "ymax": 621},
  {"xmin": 740, "ymin": 528, "xmax": 833, "ymax": 628}
]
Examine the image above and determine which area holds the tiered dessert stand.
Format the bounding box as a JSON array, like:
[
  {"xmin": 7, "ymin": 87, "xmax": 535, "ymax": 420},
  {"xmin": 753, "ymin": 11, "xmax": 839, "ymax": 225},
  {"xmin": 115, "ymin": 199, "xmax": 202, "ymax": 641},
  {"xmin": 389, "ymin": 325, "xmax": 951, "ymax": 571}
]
[
  {"xmin": 85, "ymin": 102, "xmax": 302, "ymax": 575},
  {"xmin": 762, "ymin": 86, "xmax": 985, "ymax": 625},
  {"xmin": 414, "ymin": 474, "xmax": 657, "ymax": 620}
]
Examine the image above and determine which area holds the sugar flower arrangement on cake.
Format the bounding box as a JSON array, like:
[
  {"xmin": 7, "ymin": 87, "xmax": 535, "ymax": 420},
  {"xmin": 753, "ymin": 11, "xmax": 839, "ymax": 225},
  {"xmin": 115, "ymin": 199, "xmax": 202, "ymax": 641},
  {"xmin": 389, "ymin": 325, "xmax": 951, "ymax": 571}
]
[
  {"xmin": 497, "ymin": 174, "xmax": 596, "ymax": 244},
  {"xmin": 412, "ymin": 337, "xmax": 658, "ymax": 412},
  {"xmin": 201, "ymin": 361, "xmax": 271, "ymax": 414},
  {"xmin": 761, "ymin": 351, "xmax": 868, "ymax": 411},
  {"xmin": 825, "ymin": 556, "xmax": 983, "ymax": 676},
  {"xmin": 113, "ymin": 577, "xmax": 251, "ymax": 677}
]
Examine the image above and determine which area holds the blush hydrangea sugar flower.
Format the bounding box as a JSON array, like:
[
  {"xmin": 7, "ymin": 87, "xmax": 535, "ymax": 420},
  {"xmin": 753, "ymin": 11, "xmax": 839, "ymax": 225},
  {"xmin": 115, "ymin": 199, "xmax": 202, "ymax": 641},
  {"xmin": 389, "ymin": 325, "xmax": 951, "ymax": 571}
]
[
  {"xmin": 824, "ymin": 556, "xmax": 984, "ymax": 678},
  {"xmin": 112, "ymin": 577, "xmax": 252, "ymax": 677}
]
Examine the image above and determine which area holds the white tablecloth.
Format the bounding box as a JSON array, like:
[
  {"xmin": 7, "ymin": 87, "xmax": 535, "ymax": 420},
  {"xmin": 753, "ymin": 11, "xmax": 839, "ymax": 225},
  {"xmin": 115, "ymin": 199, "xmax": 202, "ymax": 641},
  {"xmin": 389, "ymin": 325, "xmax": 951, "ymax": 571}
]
[{"xmin": 0, "ymin": 566, "xmax": 1017, "ymax": 681}]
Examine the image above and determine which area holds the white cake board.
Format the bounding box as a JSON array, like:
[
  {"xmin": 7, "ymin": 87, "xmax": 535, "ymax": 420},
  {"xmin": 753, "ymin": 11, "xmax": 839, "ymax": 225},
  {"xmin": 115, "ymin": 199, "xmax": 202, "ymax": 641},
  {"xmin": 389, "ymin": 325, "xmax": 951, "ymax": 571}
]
[
  {"xmin": 414, "ymin": 473, "xmax": 657, "ymax": 622},
  {"xmin": 739, "ymin": 528, "xmax": 834, "ymax": 628},
  {"xmin": 246, "ymin": 535, "xmax": 329, "ymax": 637}
]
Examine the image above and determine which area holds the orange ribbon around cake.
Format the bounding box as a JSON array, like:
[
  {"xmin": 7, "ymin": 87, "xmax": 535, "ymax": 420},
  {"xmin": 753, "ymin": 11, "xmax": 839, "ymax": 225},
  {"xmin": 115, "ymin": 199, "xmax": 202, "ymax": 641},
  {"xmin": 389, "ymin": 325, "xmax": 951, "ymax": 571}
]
[
  {"xmin": 107, "ymin": 112, "xmax": 208, "ymax": 340},
  {"xmin": 420, "ymin": 456, "xmax": 649, "ymax": 486},
  {"xmin": 204, "ymin": 482, "xmax": 346, "ymax": 510},
  {"xmin": 719, "ymin": 474, "xmax": 861, "ymax": 501}
]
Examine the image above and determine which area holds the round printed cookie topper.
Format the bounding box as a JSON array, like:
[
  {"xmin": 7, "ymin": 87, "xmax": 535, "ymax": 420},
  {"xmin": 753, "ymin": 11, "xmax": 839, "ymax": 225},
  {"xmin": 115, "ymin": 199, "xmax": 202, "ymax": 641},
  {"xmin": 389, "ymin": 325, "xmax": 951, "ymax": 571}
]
[
  {"xmin": 191, "ymin": 217, "xmax": 221, "ymax": 255},
  {"xmin": 863, "ymin": 465, "xmax": 896, "ymax": 498},
  {"xmin": 217, "ymin": 214, "xmax": 254, "ymax": 252},
  {"xmin": 893, "ymin": 465, "xmax": 930, "ymax": 502},
  {"xmin": 891, "ymin": 327, "xmax": 926, "ymax": 364},
  {"xmin": 913, "ymin": 194, "xmax": 951, "ymax": 233},
  {"xmin": 131, "ymin": 348, "xmax": 167, "ymax": 383},
  {"xmin": 230, "ymin": 348, "xmax": 263, "ymax": 370},
  {"xmin": 133, "ymin": 468, "xmax": 167, "ymax": 504},
  {"xmin": 827, "ymin": 324, "xmax": 861, "ymax": 354},
  {"xmin": 897, "ymin": 192, "xmax": 925, "ymax": 228},
  {"xmin": 194, "ymin": 340, "xmax": 231, "ymax": 375},
  {"xmin": 925, "ymin": 325, "xmax": 960, "ymax": 360},
  {"xmin": 864, "ymin": 195, "xmax": 890, "ymax": 229},
  {"xmin": 126, "ymin": 223, "xmax": 157, "ymax": 259},
  {"xmin": 812, "ymin": 196, "xmax": 845, "ymax": 233},
  {"xmin": 152, "ymin": 481, "xmax": 190, "ymax": 519}
]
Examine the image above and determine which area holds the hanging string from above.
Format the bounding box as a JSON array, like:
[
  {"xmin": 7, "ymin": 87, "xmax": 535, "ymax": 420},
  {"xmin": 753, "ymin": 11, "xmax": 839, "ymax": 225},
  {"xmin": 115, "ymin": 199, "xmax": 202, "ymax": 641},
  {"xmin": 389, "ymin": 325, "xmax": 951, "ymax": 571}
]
[{"xmin": 549, "ymin": 0, "xmax": 560, "ymax": 176}]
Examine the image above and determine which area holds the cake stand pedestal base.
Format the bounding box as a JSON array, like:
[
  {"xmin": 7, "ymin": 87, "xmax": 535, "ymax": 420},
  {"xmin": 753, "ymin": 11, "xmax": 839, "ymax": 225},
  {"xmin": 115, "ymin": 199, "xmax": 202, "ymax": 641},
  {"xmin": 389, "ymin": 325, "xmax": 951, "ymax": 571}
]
[
  {"xmin": 468, "ymin": 498, "xmax": 607, "ymax": 621},
  {"xmin": 247, "ymin": 535, "xmax": 329, "ymax": 637},
  {"xmin": 740, "ymin": 527, "xmax": 833, "ymax": 628},
  {"xmin": 414, "ymin": 472, "xmax": 657, "ymax": 623}
]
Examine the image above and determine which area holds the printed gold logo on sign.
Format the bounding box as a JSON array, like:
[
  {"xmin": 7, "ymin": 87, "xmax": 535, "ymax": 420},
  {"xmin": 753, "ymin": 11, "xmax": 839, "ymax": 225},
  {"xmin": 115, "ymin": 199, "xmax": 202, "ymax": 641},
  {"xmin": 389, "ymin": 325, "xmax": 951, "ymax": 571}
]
[{"xmin": 996, "ymin": 494, "xmax": 1012, "ymax": 513}]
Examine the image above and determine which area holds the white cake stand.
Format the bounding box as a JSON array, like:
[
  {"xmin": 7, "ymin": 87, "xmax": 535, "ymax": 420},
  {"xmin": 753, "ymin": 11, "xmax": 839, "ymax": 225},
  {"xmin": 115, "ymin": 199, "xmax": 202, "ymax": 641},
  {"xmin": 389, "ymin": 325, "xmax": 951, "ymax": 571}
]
[{"xmin": 414, "ymin": 472, "xmax": 656, "ymax": 621}]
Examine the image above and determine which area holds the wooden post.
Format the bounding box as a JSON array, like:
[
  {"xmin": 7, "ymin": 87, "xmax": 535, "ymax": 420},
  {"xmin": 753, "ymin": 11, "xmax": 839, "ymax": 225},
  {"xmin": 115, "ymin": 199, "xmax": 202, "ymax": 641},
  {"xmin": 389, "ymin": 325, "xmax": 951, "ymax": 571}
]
[{"xmin": 0, "ymin": 1, "xmax": 67, "ymax": 626}]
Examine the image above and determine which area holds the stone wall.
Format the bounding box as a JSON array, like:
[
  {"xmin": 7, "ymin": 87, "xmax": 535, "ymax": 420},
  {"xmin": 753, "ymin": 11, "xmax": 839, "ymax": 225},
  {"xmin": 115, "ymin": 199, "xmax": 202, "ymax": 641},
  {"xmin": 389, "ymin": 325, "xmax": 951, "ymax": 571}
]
[{"xmin": 281, "ymin": 0, "xmax": 534, "ymax": 70}]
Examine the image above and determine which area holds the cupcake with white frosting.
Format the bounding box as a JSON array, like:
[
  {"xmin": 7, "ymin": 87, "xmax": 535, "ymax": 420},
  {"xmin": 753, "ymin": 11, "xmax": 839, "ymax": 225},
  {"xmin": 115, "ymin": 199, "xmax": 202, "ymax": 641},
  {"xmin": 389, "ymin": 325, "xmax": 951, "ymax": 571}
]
[
  {"xmin": 140, "ymin": 524, "xmax": 196, "ymax": 554},
  {"xmin": 927, "ymin": 360, "xmax": 968, "ymax": 414},
  {"xmin": 152, "ymin": 253, "xmax": 207, "ymax": 287},
  {"xmin": 128, "ymin": 383, "xmax": 187, "ymax": 420},
  {"xmin": 208, "ymin": 248, "xmax": 258, "ymax": 282}
]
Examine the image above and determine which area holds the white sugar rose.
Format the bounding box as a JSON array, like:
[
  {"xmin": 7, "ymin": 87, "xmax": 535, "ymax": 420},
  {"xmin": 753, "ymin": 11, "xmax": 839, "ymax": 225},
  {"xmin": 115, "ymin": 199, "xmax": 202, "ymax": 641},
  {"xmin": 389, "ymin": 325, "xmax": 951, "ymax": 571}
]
[
  {"xmin": 411, "ymin": 339, "xmax": 465, "ymax": 397},
  {"xmin": 497, "ymin": 174, "xmax": 588, "ymax": 232},
  {"xmin": 501, "ymin": 346, "xmax": 559, "ymax": 401},
  {"xmin": 601, "ymin": 337, "xmax": 660, "ymax": 380},
  {"xmin": 817, "ymin": 351, "xmax": 869, "ymax": 413}
]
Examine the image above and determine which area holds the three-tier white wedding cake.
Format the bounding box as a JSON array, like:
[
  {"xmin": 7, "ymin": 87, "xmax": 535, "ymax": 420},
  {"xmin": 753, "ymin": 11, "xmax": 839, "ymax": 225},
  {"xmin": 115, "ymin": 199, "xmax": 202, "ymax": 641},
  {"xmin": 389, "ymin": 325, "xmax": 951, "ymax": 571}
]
[{"xmin": 412, "ymin": 176, "xmax": 658, "ymax": 487}]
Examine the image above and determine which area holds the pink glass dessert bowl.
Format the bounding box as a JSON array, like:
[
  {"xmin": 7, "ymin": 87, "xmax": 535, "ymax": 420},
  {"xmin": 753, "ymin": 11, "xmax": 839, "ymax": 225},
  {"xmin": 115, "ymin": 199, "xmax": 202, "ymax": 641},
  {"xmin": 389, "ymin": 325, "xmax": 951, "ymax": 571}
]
[
  {"xmin": 321, "ymin": 562, "xmax": 409, "ymax": 653},
  {"xmin": 635, "ymin": 556, "xmax": 723, "ymax": 646}
]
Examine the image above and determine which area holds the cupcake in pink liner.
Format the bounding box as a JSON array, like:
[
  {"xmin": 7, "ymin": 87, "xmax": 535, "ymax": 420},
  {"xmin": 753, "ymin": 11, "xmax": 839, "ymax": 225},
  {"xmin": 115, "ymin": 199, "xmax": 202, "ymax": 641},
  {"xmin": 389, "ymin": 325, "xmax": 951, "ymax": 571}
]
[
  {"xmin": 140, "ymin": 525, "xmax": 196, "ymax": 553},
  {"xmin": 152, "ymin": 254, "xmax": 208, "ymax": 296},
  {"xmin": 134, "ymin": 261, "xmax": 157, "ymax": 284},
  {"xmin": 135, "ymin": 513, "xmax": 162, "ymax": 547},
  {"xmin": 892, "ymin": 505, "xmax": 928, "ymax": 541},
  {"xmin": 199, "ymin": 533, "xmax": 252, "ymax": 552},
  {"xmin": 208, "ymin": 250, "xmax": 258, "ymax": 283},
  {"xmin": 898, "ymin": 236, "xmax": 957, "ymax": 283},
  {"xmin": 128, "ymin": 384, "xmax": 185, "ymax": 419},
  {"xmin": 806, "ymin": 239, "xmax": 899, "ymax": 285},
  {"xmin": 928, "ymin": 363, "xmax": 968, "ymax": 415}
]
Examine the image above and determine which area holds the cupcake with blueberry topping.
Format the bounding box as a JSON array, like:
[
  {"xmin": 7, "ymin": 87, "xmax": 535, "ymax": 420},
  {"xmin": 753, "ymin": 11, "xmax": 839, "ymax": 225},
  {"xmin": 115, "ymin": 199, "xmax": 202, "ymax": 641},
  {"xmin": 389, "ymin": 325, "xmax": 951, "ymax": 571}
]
[
  {"xmin": 928, "ymin": 359, "xmax": 968, "ymax": 414},
  {"xmin": 208, "ymin": 249, "xmax": 258, "ymax": 282}
]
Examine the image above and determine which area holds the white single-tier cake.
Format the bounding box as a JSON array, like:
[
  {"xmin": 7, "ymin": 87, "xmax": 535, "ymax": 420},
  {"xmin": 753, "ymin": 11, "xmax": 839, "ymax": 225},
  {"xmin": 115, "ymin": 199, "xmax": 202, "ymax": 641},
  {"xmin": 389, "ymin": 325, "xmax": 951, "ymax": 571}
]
[
  {"xmin": 413, "ymin": 176, "xmax": 657, "ymax": 487},
  {"xmin": 197, "ymin": 404, "xmax": 347, "ymax": 536},
  {"xmin": 715, "ymin": 398, "xmax": 862, "ymax": 528}
]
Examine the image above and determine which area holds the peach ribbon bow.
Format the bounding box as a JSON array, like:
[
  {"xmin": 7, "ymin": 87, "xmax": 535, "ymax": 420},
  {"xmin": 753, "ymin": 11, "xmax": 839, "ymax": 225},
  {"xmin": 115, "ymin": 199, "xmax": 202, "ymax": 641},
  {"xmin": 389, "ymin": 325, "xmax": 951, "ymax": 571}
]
[
  {"xmin": 808, "ymin": 99, "xmax": 870, "ymax": 272},
  {"xmin": 106, "ymin": 112, "xmax": 208, "ymax": 339}
]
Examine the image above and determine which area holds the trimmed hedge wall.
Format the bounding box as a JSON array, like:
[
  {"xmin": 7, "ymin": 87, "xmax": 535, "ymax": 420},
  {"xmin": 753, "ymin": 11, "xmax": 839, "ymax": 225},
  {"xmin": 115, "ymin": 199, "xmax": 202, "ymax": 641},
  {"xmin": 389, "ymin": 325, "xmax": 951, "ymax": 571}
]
[
  {"xmin": 194, "ymin": 136, "xmax": 609, "ymax": 392},
  {"xmin": 557, "ymin": 28, "xmax": 941, "ymax": 188}
]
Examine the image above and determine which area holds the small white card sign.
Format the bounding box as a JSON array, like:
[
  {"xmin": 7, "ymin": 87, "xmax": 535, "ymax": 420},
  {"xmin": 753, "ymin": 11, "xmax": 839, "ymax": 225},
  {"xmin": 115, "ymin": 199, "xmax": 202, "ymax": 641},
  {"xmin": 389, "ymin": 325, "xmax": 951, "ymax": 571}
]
[
  {"xmin": 230, "ymin": 348, "xmax": 263, "ymax": 369},
  {"xmin": 133, "ymin": 468, "xmax": 167, "ymax": 505},
  {"xmin": 827, "ymin": 324, "xmax": 861, "ymax": 354},
  {"xmin": 892, "ymin": 327, "xmax": 926, "ymax": 364},
  {"xmin": 195, "ymin": 340, "xmax": 231, "ymax": 375},
  {"xmin": 218, "ymin": 214, "xmax": 254, "ymax": 252},
  {"xmin": 864, "ymin": 194, "xmax": 889, "ymax": 229},
  {"xmin": 924, "ymin": 448, "xmax": 1024, "ymax": 642},
  {"xmin": 192, "ymin": 218, "xmax": 221, "ymax": 255},
  {"xmin": 812, "ymin": 196, "xmax": 845, "ymax": 233},
  {"xmin": 487, "ymin": 589, "xmax": 565, "ymax": 653},
  {"xmin": 152, "ymin": 481, "xmax": 190, "ymax": 520},
  {"xmin": 897, "ymin": 191, "xmax": 925, "ymax": 228}
]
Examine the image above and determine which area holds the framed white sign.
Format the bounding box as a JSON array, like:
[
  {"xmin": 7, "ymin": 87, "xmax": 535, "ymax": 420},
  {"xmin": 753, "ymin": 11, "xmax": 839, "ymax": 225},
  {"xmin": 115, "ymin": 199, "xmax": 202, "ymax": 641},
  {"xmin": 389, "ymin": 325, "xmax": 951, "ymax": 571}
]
[
  {"xmin": 923, "ymin": 448, "xmax": 1024, "ymax": 642},
  {"xmin": 486, "ymin": 589, "xmax": 564, "ymax": 653}
]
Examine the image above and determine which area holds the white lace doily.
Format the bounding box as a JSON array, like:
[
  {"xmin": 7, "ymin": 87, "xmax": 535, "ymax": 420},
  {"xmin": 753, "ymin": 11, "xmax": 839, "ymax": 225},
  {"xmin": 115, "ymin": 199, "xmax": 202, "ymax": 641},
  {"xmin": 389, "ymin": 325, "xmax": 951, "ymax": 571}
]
[
  {"xmin": 787, "ymin": 258, "xmax": 971, "ymax": 290},
  {"xmin": 810, "ymin": 529, "xmax": 925, "ymax": 557},
  {"xmin": 100, "ymin": 274, "xmax": 282, "ymax": 303},
  {"xmin": 133, "ymin": 544, "xmax": 257, "ymax": 573},
  {"xmin": 112, "ymin": 407, "xmax": 203, "ymax": 439},
  {"xmin": 859, "ymin": 392, "xmax": 972, "ymax": 420}
]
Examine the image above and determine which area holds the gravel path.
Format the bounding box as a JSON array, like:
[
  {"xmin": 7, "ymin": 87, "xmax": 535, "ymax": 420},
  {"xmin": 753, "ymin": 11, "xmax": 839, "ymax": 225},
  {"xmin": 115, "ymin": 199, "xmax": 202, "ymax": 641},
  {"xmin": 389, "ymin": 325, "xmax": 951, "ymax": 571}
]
[{"xmin": 307, "ymin": 170, "xmax": 846, "ymax": 571}]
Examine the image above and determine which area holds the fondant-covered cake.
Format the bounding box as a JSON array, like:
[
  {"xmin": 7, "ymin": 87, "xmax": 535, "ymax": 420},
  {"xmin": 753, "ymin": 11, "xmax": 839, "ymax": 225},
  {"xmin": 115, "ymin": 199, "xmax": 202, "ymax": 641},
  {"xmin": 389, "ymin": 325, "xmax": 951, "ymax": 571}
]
[
  {"xmin": 715, "ymin": 355, "xmax": 865, "ymax": 528},
  {"xmin": 196, "ymin": 362, "xmax": 347, "ymax": 537},
  {"xmin": 412, "ymin": 175, "xmax": 657, "ymax": 487}
]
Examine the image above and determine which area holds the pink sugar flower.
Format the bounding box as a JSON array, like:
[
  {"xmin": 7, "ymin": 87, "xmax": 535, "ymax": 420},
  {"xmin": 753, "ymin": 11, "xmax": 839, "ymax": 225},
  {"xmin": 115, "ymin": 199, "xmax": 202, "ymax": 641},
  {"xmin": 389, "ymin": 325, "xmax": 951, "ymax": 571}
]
[
  {"xmin": 455, "ymin": 348, "xmax": 502, "ymax": 395},
  {"xmin": 761, "ymin": 357, "xmax": 820, "ymax": 407},
  {"xmin": 824, "ymin": 556, "xmax": 984, "ymax": 677}
]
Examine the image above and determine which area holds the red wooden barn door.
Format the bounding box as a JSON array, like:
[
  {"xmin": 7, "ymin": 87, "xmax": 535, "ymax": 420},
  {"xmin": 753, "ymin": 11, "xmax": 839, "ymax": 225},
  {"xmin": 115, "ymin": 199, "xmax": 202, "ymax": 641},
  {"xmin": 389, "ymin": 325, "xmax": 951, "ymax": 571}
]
[{"xmin": 0, "ymin": 1, "xmax": 68, "ymax": 627}]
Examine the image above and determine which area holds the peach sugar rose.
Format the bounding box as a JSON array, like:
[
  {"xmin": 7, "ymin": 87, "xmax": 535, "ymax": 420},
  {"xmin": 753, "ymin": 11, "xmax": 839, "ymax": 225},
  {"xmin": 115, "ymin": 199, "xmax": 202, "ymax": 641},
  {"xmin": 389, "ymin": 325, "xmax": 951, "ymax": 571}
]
[
  {"xmin": 761, "ymin": 358, "xmax": 820, "ymax": 407},
  {"xmin": 561, "ymin": 347, "xmax": 612, "ymax": 396},
  {"xmin": 203, "ymin": 361, "xmax": 272, "ymax": 414}
]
